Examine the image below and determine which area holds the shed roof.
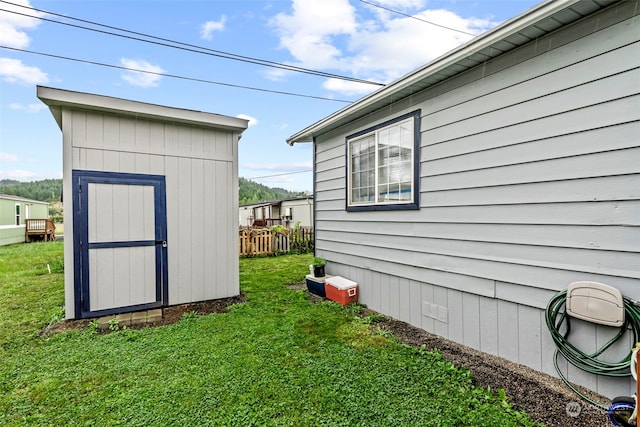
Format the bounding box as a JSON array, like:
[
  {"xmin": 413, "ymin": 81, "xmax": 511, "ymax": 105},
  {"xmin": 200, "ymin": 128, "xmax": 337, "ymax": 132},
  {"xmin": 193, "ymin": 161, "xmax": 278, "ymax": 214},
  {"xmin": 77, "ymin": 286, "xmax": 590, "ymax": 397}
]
[
  {"xmin": 239, "ymin": 194, "xmax": 313, "ymax": 209},
  {"xmin": 37, "ymin": 86, "xmax": 249, "ymax": 132},
  {"xmin": 0, "ymin": 193, "xmax": 49, "ymax": 204},
  {"xmin": 287, "ymin": 0, "xmax": 614, "ymax": 145}
]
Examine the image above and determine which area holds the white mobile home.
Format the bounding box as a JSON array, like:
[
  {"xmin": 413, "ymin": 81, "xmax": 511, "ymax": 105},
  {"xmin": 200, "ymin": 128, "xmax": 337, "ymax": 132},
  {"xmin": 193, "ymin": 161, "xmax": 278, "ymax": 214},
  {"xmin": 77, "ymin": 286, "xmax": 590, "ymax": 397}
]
[
  {"xmin": 239, "ymin": 195, "xmax": 313, "ymax": 228},
  {"xmin": 288, "ymin": 0, "xmax": 640, "ymax": 398},
  {"xmin": 38, "ymin": 86, "xmax": 248, "ymax": 320}
]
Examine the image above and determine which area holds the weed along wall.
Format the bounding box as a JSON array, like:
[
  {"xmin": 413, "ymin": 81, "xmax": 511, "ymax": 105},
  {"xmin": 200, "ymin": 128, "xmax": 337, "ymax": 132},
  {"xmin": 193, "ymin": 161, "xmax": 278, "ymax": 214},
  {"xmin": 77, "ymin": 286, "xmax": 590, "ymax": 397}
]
[{"xmin": 38, "ymin": 86, "xmax": 248, "ymax": 320}]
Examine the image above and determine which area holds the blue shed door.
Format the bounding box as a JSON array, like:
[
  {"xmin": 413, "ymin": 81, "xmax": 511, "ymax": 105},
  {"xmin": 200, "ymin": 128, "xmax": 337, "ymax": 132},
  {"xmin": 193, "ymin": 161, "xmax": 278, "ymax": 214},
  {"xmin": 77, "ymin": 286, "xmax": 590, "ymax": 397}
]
[{"xmin": 73, "ymin": 170, "xmax": 168, "ymax": 319}]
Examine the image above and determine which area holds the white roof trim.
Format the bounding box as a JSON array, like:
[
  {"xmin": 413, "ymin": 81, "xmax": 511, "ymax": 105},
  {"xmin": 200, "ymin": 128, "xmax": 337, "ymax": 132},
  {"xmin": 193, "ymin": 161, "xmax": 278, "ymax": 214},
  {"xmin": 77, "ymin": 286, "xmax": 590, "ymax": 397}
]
[
  {"xmin": 287, "ymin": 0, "xmax": 589, "ymax": 145},
  {"xmin": 0, "ymin": 193, "xmax": 50, "ymax": 204},
  {"xmin": 37, "ymin": 86, "xmax": 249, "ymax": 132}
]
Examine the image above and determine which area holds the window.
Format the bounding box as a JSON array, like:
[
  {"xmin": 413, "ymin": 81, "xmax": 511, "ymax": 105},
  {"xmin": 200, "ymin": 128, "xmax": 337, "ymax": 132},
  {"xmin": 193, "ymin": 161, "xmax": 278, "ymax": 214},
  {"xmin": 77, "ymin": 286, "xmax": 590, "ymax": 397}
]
[
  {"xmin": 346, "ymin": 110, "xmax": 420, "ymax": 211},
  {"xmin": 15, "ymin": 204, "xmax": 21, "ymax": 226}
]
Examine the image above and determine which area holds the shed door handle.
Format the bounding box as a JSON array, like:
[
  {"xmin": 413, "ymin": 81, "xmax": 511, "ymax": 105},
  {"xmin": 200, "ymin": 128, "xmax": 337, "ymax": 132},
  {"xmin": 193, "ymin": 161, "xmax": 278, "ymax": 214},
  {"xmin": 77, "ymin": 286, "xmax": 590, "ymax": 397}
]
[{"xmin": 156, "ymin": 240, "xmax": 167, "ymax": 248}]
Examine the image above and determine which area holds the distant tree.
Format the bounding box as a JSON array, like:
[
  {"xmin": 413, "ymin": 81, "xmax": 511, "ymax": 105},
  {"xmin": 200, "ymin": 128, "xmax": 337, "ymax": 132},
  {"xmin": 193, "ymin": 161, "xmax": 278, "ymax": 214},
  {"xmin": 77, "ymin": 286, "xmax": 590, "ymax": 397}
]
[
  {"xmin": 0, "ymin": 176, "xmax": 302, "ymax": 206},
  {"xmin": 0, "ymin": 179, "xmax": 62, "ymax": 202},
  {"xmin": 238, "ymin": 177, "xmax": 303, "ymax": 205}
]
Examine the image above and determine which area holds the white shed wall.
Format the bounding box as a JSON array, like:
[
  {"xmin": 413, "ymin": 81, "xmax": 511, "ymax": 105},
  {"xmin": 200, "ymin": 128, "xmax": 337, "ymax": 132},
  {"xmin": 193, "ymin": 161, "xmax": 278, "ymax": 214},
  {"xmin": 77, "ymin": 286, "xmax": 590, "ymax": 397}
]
[
  {"xmin": 63, "ymin": 109, "xmax": 240, "ymax": 318},
  {"xmin": 313, "ymin": 3, "xmax": 639, "ymax": 398}
]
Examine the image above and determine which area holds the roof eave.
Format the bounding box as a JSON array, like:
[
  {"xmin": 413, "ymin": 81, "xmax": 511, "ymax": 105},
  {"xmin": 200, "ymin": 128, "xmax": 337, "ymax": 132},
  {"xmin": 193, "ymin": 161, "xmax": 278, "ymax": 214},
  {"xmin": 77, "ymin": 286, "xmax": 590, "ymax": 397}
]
[
  {"xmin": 37, "ymin": 86, "xmax": 249, "ymax": 132},
  {"xmin": 286, "ymin": 0, "xmax": 584, "ymax": 145}
]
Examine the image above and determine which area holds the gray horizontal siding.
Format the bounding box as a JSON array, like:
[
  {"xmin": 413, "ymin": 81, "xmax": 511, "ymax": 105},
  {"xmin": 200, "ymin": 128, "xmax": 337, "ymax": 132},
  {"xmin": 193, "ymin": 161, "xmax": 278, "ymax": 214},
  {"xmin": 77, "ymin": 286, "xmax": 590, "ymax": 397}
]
[{"xmin": 313, "ymin": 5, "xmax": 639, "ymax": 398}]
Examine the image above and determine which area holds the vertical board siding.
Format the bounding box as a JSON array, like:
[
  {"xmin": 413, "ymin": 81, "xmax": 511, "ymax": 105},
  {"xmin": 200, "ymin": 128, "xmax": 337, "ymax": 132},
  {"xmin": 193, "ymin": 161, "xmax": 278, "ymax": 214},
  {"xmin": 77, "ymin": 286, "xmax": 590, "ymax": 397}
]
[
  {"xmin": 478, "ymin": 297, "xmax": 498, "ymax": 355},
  {"xmin": 69, "ymin": 108, "xmax": 239, "ymax": 311},
  {"xmin": 461, "ymin": 293, "xmax": 480, "ymax": 349}
]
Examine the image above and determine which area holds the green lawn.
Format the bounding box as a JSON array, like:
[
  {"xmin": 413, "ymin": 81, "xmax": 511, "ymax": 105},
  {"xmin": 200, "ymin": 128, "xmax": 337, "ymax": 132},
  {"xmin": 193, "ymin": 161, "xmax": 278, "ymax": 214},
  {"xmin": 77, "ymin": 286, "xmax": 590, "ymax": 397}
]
[{"xmin": 0, "ymin": 242, "xmax": 538, "ymax": 426}]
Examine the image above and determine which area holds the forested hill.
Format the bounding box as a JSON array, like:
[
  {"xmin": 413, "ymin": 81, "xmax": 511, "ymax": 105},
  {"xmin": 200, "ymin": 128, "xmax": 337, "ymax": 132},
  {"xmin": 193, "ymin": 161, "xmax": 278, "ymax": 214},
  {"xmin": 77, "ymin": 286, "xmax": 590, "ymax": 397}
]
[
  {"xmin": 238, "ymin": 177, "xmax": 305, "ymax": 205},
  {"xmin": 0, "ymin": 179, "xmax": 62, "ymax": 202},
  {"xmin": 0, "ymin": 178, "xmax": 304, "ymax": 205}
]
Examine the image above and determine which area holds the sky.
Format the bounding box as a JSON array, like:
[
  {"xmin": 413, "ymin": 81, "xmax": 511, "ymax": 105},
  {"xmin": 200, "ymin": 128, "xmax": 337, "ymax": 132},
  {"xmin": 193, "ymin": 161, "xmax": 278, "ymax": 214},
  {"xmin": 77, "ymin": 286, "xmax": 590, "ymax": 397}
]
[{"xmin": 0, "ymin": 0, "xmax": 541, "ymax": 193}]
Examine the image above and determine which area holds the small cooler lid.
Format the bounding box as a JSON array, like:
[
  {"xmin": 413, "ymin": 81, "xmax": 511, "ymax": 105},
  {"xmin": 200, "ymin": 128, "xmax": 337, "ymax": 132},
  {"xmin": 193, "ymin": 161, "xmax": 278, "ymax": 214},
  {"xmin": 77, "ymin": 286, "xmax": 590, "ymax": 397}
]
[
  {"xmin": 325, "ymin": 276, "xmax": 357, "ymax": 290},
  {"xmin": 306, "ymin": 274, "xmax": 331, "ymax": 283}
]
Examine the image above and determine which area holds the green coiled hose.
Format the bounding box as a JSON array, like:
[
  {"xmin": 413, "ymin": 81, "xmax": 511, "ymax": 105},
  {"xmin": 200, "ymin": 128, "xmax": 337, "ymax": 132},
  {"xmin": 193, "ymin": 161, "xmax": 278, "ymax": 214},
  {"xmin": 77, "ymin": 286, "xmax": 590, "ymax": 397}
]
[{"xmin": 545, "ymin": 290, "xmax": 640, "ymax": 409}]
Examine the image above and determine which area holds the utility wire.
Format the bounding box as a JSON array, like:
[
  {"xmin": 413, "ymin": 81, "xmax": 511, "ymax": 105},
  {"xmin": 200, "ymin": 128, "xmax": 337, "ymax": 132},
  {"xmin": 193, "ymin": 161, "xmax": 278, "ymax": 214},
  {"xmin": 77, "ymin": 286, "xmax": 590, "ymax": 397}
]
[
  {"xmin": 246, "ymin": 170, "xmax": 312, "ymax": 180},
  {"xmin": 0, "ymin": 0, "xmax": 385, "ymax": 87},
  {"xmin": 0, "ymin": 45, "xmax": 354, "ymax": 103},
  {"xmin": 359, "ymin": 0, "xmax": 476, "ymax": 36}
]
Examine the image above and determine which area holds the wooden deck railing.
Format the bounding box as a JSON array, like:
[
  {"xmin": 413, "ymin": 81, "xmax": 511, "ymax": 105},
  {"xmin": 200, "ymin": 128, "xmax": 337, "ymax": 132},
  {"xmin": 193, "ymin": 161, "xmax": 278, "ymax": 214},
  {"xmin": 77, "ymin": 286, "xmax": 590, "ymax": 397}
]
[
  {"xmin": 25, "ymin": 219, "xmax": 56, "ymax": 242},
  {"xmin": 239, "ymin": 227, "xmax": 313, "ymax": 257}
]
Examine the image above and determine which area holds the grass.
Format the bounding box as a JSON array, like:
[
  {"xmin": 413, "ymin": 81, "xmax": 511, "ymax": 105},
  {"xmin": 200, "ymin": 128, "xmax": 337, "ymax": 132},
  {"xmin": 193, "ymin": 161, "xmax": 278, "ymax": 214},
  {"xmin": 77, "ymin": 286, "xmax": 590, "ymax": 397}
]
[{"xmin": 0, "ymin": 243, "xmax": 539, "ymax": 426}]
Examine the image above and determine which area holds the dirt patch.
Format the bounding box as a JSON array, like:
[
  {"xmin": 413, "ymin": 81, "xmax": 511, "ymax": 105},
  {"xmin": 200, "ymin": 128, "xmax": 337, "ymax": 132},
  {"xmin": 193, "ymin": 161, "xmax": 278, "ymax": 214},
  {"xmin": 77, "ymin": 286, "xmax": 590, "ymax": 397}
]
[
  {"xmin": 39, "ymin": 294, "xmax": 246, "ymax": 336},
  {"xmin": 41, "ymin": 288, "xmax": 614, "ymax": 426},
  {"xmin": 374, "ymin": 315, "xmax": 613, "ymax": 427}
]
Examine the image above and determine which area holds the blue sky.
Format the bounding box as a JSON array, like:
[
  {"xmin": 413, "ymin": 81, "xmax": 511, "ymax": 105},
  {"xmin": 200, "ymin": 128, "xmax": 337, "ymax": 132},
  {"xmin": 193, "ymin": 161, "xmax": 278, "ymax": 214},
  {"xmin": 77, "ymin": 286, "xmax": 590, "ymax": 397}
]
[{"xmin": 0, "ymin": 0, "xmax": 540, "ymax": 193}]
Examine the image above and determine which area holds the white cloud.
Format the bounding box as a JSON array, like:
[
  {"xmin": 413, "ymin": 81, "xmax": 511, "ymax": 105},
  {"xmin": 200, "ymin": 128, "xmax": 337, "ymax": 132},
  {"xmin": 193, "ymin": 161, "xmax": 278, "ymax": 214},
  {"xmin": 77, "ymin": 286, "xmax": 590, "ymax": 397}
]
[
  {"xmin": 9, "ymin": 102, "xmax": 44, "ymax": 113},
  {"xmin": 270, "ymin": 1, "xmax": 496, "ymax": 95},
  {"xmin": 0, "ymin": 58, "xmax": 48, "ymax": 85},
  {"xmin": 0, "ymin": 169, "xmax": 43, "ymax": 181},
  {"xmin": 322, "ymin": 78, "xmax": 380, "ymax": 96},
  {"xmin": 200, "ymin": 16, "xmax": 227, "ymax": 40},
  {"xmin": 0, "ymin": 152, "xmax": 20, "ymax": 162},
  {"xmin": 0, "ymin": 0, "xmax": 44, "ymax": 49},
  {"xmin": 263, "ymin": 67, "xmax": 293, "ymax": 82},
  {"xmin": 236, "ymin": 114, "xmax": 258, "ymax": 127},
  {"xmin": 271, "ymin": 0, "xmax": 357, "ymax": 69},
  {"xmin": 120, "ymin": 58, "xmax": 164, "ymax": 87},
  {"xmin": 373, "ymin": 0, "xmax": 426, "ymax": 8}
]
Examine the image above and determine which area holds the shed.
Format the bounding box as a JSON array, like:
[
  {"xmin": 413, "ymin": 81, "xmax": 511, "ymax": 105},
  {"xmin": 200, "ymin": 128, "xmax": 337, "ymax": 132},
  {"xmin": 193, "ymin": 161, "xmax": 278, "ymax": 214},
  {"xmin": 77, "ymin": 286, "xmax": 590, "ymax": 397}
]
[
  {"xmin": 38, "ymin": 86, "xmax": 248, "ymax": 320},
  {"xmin": 0, "ymin": 194, "xmax": 49, "ymax": 246},
  {"xmin": 239, "ymin": 195, "xmax": 313, "ymax": 228},
  {"xmin": 287, "ymin": 0, "xmax": 640, "ymax": 398}
]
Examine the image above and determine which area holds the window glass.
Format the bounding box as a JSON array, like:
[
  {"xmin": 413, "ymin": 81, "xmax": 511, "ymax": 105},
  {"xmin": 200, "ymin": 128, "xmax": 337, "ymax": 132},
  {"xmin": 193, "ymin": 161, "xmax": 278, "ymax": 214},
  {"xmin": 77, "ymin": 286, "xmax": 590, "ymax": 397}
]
[
  {"xmin": 350, "ymin": 135, "xmax": 375, "ymax": 204},
  {"xmin": 347, "ymin": 112, "xmax": 418, "ymax": 210}
]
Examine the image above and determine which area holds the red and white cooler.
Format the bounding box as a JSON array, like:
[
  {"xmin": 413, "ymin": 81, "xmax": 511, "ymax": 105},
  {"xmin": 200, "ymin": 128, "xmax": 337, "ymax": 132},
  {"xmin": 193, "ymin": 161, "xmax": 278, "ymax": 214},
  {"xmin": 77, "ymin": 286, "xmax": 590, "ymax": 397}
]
[{"xmin": 324, "ymin": 276, "xmax": 358, "ymax": 306}]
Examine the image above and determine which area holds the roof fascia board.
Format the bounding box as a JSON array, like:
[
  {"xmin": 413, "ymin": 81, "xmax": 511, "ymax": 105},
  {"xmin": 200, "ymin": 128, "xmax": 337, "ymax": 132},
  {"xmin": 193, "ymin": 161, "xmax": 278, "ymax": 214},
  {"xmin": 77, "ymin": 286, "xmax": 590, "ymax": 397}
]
[
  {"xmin": 0, "ymin": 194, "xmax": 50, "ymax": 204},
  {"xmin": 37, "ymin": 86, "xmax": 248, "ymax": 131},
  {"xmin": 286, "ymin": 0, "xmax": 582, "ymax": 145}
]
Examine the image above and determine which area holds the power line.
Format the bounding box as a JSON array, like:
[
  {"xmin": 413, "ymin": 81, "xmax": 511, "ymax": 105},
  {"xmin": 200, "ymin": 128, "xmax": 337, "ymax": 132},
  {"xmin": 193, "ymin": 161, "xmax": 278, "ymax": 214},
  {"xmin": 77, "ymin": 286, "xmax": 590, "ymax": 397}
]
[
  {"xmin": 246, "ymin": 170, "xmax": 312, "ymax": 180},
  {"xmin": 0, "ymin": 1, "xmax": 385, "ymax": 87},
  {"xmin": 359, "ymin": 0, "xmax": 476, "ymax": 36},
  {"xmin": 0, "ymin": 45, "xmax": 354, "ymax": 103}
]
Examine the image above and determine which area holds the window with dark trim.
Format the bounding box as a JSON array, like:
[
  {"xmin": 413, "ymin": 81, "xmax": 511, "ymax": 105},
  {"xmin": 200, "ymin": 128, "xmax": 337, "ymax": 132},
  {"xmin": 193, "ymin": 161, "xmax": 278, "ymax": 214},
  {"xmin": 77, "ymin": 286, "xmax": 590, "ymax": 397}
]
[
  {"xmin": 346, "ymin": 110, "xmax": 420, "ymax": 211},
  {"xmin": 15, "ymin": 204, "xmax": 21, "ymax": 226}
]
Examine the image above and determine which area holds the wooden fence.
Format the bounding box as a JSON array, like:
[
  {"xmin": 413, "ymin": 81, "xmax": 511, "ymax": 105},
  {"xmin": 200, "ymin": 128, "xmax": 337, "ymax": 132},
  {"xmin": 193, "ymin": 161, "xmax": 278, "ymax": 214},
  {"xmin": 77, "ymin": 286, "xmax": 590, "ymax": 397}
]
[{"xmin": 239, "ymin": 227, "xmax": 313, "ymax": 257}]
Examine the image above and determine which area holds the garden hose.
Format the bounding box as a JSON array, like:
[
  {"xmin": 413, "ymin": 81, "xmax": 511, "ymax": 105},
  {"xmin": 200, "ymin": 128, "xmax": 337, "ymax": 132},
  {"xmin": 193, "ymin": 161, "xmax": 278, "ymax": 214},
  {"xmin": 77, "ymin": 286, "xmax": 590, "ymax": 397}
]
[{"xmin": 545, "ymin": 290, "xmax": 640, "ymax": 409}]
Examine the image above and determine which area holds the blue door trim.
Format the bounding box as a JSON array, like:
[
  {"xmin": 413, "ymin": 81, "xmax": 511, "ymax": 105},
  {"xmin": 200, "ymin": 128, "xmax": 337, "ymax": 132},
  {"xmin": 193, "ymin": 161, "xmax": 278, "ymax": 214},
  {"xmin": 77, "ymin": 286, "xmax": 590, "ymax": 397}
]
[{"xmin": 72, "ymin": 170, "xmax": 168, "ymax": 319}]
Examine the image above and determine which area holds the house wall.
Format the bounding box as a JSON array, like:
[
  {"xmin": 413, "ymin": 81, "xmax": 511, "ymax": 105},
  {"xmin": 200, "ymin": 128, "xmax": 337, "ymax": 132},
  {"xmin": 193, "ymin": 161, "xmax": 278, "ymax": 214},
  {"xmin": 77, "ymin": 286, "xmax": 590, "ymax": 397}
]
[
  {"xmin": 239, "ymin": 198, "xmax": 313, "ymax": 228},
  {"xmin": 62, "ymin": 108, "xmax": 241, "ymax": 318},
  {"xmin": 281, "ymin": 198, "xmax": 313, "ymax": 228},
  {"xmin": 314, "ymin": 2, "xmax": 639, "ymax": 398},
  {"xmin": 0, "ymin": 196, "xmax": 49, "ymax": 246},
  {"xmin": 239, "ymin": 205, "xmax": 254, "ymax": 227}
]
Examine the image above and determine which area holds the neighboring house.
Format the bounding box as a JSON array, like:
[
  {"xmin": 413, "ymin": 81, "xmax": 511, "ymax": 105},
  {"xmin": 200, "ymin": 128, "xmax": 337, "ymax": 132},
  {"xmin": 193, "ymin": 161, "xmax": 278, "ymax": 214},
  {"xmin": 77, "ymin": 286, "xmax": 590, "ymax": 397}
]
[
  {"xmin": 38, "ymin": 86, "xmax": 248, "ymax": 320},
  {"xmin": 287, "ymin": 0, "xmax": 639, "ymax": 399},
  {"xmin": 239, "ymin": 195, "xmax": 313, "ymax": 228},
  {"xmin": 0, "ymin": 194, "xmax": 49, "ymax": 246}
]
